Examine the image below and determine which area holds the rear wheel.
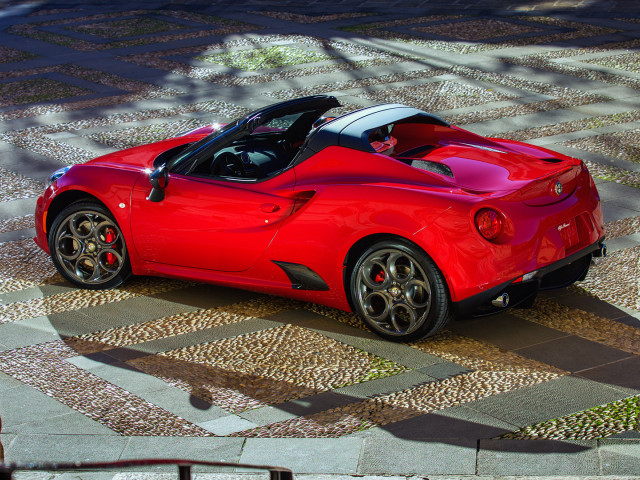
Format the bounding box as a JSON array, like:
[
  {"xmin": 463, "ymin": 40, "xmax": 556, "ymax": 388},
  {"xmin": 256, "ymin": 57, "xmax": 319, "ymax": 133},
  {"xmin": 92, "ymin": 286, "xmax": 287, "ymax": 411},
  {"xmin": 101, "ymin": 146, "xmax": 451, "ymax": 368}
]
[
  {"xmin": 350, "ymin": 240, "xmax": 451, "ymax": 342},
  {"xmin": 49, "ymin": 202, "xmax": 131, "ymax": 289}
]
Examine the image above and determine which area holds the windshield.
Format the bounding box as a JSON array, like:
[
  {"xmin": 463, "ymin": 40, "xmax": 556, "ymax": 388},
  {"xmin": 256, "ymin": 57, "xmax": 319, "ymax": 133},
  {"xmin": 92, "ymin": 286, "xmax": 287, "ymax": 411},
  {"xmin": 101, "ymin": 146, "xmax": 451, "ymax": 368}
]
[{"xmin": 164, "ymin": 119, "xmax": 242, "ymax": 171}]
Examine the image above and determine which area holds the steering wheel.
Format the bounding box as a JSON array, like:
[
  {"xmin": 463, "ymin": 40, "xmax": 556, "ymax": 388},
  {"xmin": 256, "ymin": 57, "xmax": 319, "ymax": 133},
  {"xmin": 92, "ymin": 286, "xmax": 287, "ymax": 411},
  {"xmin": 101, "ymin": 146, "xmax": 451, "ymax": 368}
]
[{"xmin": 212, "ymin": 151, "xmax": 246, "ymax": 178}]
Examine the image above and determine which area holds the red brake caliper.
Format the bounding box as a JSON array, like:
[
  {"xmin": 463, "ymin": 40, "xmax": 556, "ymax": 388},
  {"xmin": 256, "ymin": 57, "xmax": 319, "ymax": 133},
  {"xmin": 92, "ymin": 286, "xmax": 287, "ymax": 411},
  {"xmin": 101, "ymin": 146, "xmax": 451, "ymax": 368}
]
[
  {"xmin": 105, "ymin": 229, "xmax": 116, "ymax": 265},
  {"xmin": 375, "ymin": 270, "xmax": 385, "ymax": 283}
]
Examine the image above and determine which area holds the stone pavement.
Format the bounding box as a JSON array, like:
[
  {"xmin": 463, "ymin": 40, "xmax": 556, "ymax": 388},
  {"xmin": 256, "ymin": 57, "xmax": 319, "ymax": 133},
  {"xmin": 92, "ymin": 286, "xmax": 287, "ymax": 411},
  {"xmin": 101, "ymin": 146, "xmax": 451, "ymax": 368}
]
[{"xmin": 0, "ymin": 0, "xmax": 640, "ymax": 477}]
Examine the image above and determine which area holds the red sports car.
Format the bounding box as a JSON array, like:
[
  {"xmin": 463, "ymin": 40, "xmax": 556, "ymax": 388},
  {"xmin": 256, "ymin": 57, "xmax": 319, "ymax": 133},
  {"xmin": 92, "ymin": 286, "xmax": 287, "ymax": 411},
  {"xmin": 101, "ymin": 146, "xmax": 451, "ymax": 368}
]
[{"xmin": 34, "ymin": 95, "xmax": 605, "ymax": 341}]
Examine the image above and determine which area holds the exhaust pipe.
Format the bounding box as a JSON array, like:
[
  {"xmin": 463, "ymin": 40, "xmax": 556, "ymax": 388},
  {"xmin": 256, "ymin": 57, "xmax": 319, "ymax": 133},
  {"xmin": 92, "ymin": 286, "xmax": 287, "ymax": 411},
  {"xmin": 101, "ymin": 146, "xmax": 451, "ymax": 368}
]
[
  {"xmin": 593, "ymin": 243, "xmax": 607, "ymax": 258},
  {"xmin": 491, "ymin": 293, "xmax": 509, "ymax": 308}
]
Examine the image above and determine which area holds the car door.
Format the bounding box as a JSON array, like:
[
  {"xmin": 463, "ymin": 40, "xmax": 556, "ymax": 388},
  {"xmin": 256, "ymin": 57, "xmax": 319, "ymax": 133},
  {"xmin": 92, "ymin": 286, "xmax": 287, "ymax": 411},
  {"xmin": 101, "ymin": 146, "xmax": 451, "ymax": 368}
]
[{"xmin": 129, "ymin": 168, "xmax": 296, "ymax": 272}]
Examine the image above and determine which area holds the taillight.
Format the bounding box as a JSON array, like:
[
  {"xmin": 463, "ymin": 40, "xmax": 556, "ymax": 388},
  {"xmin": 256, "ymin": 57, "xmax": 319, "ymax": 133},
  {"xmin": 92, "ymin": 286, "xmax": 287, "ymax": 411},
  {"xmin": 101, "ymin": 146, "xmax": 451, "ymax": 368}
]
[{"xmin": 475, "ymin": 208, "xmax": 502, "ymax": 240}]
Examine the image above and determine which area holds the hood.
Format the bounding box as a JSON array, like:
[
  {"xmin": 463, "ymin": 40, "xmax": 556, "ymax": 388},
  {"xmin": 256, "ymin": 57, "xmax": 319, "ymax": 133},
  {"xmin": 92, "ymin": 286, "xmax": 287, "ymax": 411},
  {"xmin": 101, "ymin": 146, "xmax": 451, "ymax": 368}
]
[{"xmin": 83, "ymin": 137, "xmax": 195, "ymax": 171}]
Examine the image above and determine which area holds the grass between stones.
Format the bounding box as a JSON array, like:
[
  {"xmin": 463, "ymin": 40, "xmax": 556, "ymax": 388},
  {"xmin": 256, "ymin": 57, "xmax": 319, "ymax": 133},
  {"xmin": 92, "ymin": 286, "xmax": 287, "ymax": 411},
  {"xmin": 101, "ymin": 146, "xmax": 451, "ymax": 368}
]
[{"xmin": 501, "ymin": 395, "xmax": 640, "ymax": 439}]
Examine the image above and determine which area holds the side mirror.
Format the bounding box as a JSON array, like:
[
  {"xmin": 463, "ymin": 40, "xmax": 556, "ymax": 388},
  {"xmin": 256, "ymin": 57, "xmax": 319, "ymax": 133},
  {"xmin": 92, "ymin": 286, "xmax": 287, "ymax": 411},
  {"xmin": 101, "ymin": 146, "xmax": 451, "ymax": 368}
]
[{"xmin": 148, "ymin": 165, "xmax": 169, "ymax": 203}]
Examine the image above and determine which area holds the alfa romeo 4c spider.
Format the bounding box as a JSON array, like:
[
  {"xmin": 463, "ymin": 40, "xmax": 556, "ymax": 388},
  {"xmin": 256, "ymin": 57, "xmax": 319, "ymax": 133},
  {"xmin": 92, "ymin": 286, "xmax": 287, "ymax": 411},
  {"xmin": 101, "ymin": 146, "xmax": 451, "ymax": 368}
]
[{"xmin": 35, "ymin": 95, "xmax": 606, "ymax": 341}]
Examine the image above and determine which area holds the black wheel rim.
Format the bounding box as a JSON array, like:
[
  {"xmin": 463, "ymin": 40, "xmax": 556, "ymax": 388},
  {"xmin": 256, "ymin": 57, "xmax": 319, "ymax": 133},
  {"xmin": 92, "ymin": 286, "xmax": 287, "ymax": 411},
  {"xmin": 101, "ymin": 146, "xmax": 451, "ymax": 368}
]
[
  {"xmin": 54, "ymin": 209, "xmax": 126, "ymax": 285},
  {"xmin": 355, "ymin": 248, "xmax": 432, "ymax": 336}
]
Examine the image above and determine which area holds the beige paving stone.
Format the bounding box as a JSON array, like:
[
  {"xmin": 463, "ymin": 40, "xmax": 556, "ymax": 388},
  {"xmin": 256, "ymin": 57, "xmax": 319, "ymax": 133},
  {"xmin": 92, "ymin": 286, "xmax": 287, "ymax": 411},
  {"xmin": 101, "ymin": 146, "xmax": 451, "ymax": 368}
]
[
  {"xmin": 0, "ymin": 278, "xmax": 190, "ymax": 324},
  {"xmin": 127, "ymin": 324, "xmax": 408, "ymax": 413},
  {"xmin": 0, "ymin": 341, "xmax": 212, "ymax": 436},
  {"xmin": 0, "ymin": 215, "xmax": 35, "ymax": 234},
  {"xmin": 512, "ymin": 297, "xmax": 640, "ymax": 354}
]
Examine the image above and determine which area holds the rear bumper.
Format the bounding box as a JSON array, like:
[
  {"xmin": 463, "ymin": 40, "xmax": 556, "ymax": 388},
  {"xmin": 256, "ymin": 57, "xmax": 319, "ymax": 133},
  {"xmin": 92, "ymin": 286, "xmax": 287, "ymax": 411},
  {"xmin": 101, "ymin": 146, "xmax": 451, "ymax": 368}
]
[{"xmin": 452, "ymin": 237, "xmax": 605, "ymax": 319}]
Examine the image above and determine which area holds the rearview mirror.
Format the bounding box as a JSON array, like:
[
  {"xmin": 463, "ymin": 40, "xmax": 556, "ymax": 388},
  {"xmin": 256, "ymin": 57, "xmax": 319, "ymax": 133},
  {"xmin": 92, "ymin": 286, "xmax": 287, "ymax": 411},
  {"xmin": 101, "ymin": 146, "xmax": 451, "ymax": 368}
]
[{"xmin": 148, "ymin": 165, "xmax": 169, "ymax": 202}]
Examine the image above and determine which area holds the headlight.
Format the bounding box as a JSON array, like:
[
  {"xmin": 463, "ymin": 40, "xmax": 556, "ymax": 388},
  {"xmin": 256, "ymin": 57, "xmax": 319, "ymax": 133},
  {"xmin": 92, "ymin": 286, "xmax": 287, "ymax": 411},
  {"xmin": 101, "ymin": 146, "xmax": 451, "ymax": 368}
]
[{"xmin": 47, "ymin": 166, "xmax": 71, "ymax": 186}]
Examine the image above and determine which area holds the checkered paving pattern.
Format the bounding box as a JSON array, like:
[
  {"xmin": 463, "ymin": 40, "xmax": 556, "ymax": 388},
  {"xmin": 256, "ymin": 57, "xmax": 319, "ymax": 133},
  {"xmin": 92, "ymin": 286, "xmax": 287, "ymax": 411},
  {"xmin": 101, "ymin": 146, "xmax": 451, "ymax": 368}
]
[{"xmin": 1, "ymin": 2, "xmax": 639, "ymax": 464}]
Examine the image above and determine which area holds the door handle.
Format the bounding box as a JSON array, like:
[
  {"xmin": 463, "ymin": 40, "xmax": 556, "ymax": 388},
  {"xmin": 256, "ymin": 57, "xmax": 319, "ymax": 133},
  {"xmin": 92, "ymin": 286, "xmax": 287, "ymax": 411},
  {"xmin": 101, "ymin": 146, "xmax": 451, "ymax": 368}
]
[{"xmin": 260, "ymin": 203, "xmax": 280, "ymax": 213}]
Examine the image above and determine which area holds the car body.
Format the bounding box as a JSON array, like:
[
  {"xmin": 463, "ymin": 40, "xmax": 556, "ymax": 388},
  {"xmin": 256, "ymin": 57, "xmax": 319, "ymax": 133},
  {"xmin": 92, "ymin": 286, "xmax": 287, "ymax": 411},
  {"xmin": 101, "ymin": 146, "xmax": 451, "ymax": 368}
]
[{"xmin": 34, "ymin": 95, "xmax": 605, "ymax": 341}]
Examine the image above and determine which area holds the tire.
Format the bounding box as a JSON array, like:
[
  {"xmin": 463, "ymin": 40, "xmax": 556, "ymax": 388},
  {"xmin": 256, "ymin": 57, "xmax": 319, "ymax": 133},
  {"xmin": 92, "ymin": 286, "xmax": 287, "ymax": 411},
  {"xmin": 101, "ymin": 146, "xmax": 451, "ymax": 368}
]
[
  {"xmin": 48, "ymin": 201, "xmax": 132, "ymax": 289},
  {"xmin": 350, "ymin": 239, "xmax": 451, "ymax": 342}
]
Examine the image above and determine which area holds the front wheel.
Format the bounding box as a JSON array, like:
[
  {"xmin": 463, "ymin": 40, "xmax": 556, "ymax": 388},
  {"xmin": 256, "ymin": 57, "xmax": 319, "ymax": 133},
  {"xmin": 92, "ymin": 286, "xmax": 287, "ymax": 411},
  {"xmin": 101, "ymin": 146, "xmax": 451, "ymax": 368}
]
[
  {"xmin": 350, "ymin": 240, "xmax": 451, "ymax": 342},
  {"xmin": 48, "ymin": 202, "xmax": 131, "ymax": 289}
]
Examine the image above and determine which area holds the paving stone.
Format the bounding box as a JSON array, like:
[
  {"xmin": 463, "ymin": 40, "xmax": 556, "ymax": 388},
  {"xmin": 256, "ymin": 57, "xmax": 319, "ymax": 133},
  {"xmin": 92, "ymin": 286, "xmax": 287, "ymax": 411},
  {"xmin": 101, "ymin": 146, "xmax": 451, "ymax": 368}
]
[
  {"xmin": 121, "ymin": 436, "xmax": 245, "ymax": 467},
  {"xmin": 0, "ymin": 383, "xmax": 87, "ymax": 432},
  {"xmin": 5, "ymin": 434, "xmax": 128, "ymax": 463},
  {"xmin": 513, "ymin": 335, "xmax": 632, "ymax": 373},
  {"xmin": 333, "ymin": 370, "xmax": 436, "ymax": 399},
  {"xmin": 477, "ymin": 439, "xmax": 599, "ymax": 475},
  {"xmin": 128, "ymin": 317, "xmax": 284, "ymax": 354},
  {"xmin": 0, "ymin": 197, "xmax": 37, "ymax": 220},
  {"xmin": 599, "ymin": 439, "xmax": 640, "ymax": 475},
  {"xmin": 198, "ymin": 415, "xmax": 258, "ymax": 436},
  {"xmin": 136, "ymin": 387, "xmax": 231, "ymax": 425},
  {"xmin": 237, "ymin": 405, "xmax": 299, "ymax": 427},
  {"xmin": 71, "ymin": 296, "xmax": 199, "ymax": 330},
  {"xmin": 359, "ymin": 433, "xmax": 477, "ymax": 475},
  {"xmin": 415, "ymin": 361, "xmax": 472, "ymax": 380},
  {"xmin": 0, "ymin": 228, "xmax": 35, "ymax": 243},
  {"xmin": 602, "ymin": 203, "xmax": 640, "ymax": 223},
  {"xmin": 239, "ymin": 438, "xmax": 362, "ymax": 474},
  {"xmin": 356, "ymin": 404, "xmax": 517, "ymax": 440},
  {"xmin": 0, "ymin": 320, "xmax": 64, "ymax": 349},
  {"xmin": 450, "ymin": 312, "xmax": 569, "ymax": 350},
  {"xmin": 467, "ymin": 376, "xmax": 630, "ymax": 427},
  {"xmin": 150, "ymin": 284, "xmax": 263, "ymax": 309},
  {"xmin": 577, "ymin": 356, "xmax": 640, "ymax": 392},
  {"xmin": 271, "ymin": 391, "xmax": 364, "ymax": 418},
  {"xmin": 0, "ymin": 370, "xmax": 24, "ymax": 392},
  {"xmin": 87, "ymin": 361, "xmax": 180, "ymax": 396},
  {"xmin": 606, "ymin": 233, "xmax": 640, "ymax": 252},
  {"xmin": 267, "ymin": 309, "xmax": 446, "ymax": 369},
  {"xmin": 0, "ymin": 284, "xmax": 74, "ymax": 304}
]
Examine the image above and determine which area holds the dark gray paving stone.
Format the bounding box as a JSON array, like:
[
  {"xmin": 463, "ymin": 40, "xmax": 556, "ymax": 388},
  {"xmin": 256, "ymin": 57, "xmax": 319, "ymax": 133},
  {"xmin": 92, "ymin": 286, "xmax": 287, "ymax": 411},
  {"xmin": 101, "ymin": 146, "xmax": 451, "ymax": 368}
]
[
  {"xmin": 87, "ymin": 362, "xmax": 178, "ymax": 396},
  {"xmin": 0, "ymin": 228, "xmax": 36, "ymax": 243},
  {"xmin": 0, "ymin": 197, "xmax": 36, "ymax": 220},
  {"xmin": 150, "ymin": 284, "xmax": 262, "ymax": 309},
  {"xmin": 272, "ymin": 390, "xmax": 364, "ymax": 418},
  {"xmin": 72, "ymin": 296, "xmax": 198, "ymax": 329},
  {"xmin": 121, "ymin": 437, "xmax": 245, "ymax": 470},
  {"xmin": 197, "ymin": 415, "xmax": 258, "ymax": 436},
  {"xmin": 5, "ymin": 434, "xmax": 127, "ymax": 463},
  {"xmin": 602, "ymin": 203, "xmax": 640, "ymax": 223},
  {"xmin": 549, "ymin": 291, "xmax": 631, "ymax": 320},
  {"xmin": 0, "ymin": 383, "xmax": 87, "ymax": 432},
  {"xmin": 467, "ymin": 376, "xmax": 629, "ymax": 427},
  {"xmin": 415, "ymin": 361, "xmax": 472, "ymax": 380},
  {"xmin": 0, "ymin": 150, "xmax": 61, "ymax": 184},
  {"xmin": 358, "ymin": 404, "xmax": 516, "ymax": 441},
  {"xmin": 577, "ymin": 356, "xmax": 640, "ymax": 392},
  {"xmin": 359, "ymin": 434, "xmax": 477, "ymax": 475},
  {"xmin": 477, "ymin": 439, "xmax": 598, "ymax": 475},
  {"xmin": 609, "ymin": 430, "xmax": 640, "ymax": 439},
  {"xmin": 0, "ymin": 283, "xmax": 74, "ymax": 304},
  {"xmin": 513, "ymin": 335, "xmax": 632, "ymax": 373},
  {"xmin": 0, "ymin": 371, "xmax": 25, "ymax": 392},
  {"xmin": 606, "ymin": 233, "xmax": 640, "ymax": 252},
  {"xmin": 450, "ymin": 312, "xmax": 568, "ymax": 350},
  {"xmin": 240, "ymin": 438, "xmax": 362, "ymax": 474},
  {"xmin": 334, "ymin": 370, "xmax": 436, "ymax": 399},
  {"xmin": 600, "ymin": 439, "xmax": 640, "ymax": 475},
  {"xmin": 237, "ymin": 405, "xmax": 298, "ymax": 427},
  {"xmin": 135, "ymin": 386, "xmax": 230, "ymax": 425},
  {"xmin": 131, "ymin": 317, "xmax": 283, "ymax": 354},
  {"xmin": 0, "ymin": 320, "xmax": 64, "ymax": 349}
]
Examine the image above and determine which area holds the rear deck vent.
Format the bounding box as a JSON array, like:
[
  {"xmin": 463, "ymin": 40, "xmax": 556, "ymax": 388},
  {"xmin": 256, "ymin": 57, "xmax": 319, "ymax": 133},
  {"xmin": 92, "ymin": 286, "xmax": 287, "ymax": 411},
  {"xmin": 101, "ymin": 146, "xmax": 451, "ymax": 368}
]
[
  {"xmin": 411, "ymin": 159, "xmax": 454, "ymax": 177},
  {"xmin": 540, "ymin": 158, "xmax": 563, "ymax": 163}
]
